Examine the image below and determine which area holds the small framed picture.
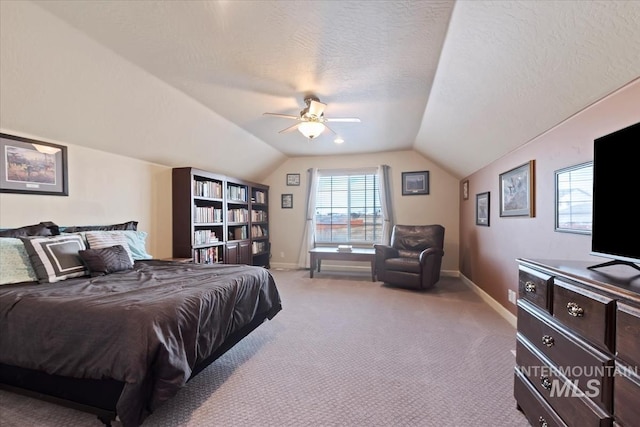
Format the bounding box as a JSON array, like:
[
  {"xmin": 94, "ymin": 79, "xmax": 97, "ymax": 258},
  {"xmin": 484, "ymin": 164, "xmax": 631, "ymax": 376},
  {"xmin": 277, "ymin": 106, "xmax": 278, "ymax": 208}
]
[
  {"xmin": 281, "ymin": 193, "xmax": 293, "ymax": 209},
  {"xmin": 0, "ymin": 133, "xmax": 69, "ymax": 196},
  {"xmin": 476, "ymin": 192, "xmax": 490, "ymax": 226},
  {"xmin": 462, "ymin": 180, "xmax": 469, "ymax": 200},
  {"xmin": 401, "ymin": 170, "xmax": 429, "ymax": 195},
  {"xmin": 499, "ymin": 160, "xmax": 535, "ymax": 217},
  {"xmin": 286, "ymin": 173, "xmax": 300, "ymax": 186}
]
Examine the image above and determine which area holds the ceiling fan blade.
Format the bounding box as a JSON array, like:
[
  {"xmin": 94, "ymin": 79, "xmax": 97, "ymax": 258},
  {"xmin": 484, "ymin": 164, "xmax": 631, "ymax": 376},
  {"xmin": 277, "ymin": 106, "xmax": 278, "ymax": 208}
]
[
  {"xmin": 278, "ymin": 123, "xmax": 300, "ymax": 133},
  {"xmin": 323, "ymin": 123, "xmax": 337, "ymax": 135},
  {"xmin": 263, "ymin": 112, "xmax": 299, "ymax": 120},
  {"xmin": 324, "ymin": 117, "xmax": 361, "ymax": 123},
  {"xmin": 308, "ymin": 100, "xmax": 326, "ymax": 117}
]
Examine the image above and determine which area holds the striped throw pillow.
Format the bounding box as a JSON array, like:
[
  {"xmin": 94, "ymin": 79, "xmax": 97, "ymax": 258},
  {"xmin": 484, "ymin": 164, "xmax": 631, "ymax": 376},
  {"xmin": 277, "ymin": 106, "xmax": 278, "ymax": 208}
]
[
  {"xmin": 78, "ymin": 245, "xmax": 133, "ymax": 276},
  {"xmin": 85, "ymin": 231, "xmax": 134, "ymax": 264}
]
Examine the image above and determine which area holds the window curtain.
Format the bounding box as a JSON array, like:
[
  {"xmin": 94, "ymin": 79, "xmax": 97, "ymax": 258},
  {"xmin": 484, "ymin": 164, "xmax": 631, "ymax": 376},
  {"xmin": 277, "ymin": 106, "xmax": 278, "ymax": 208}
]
[
  {"xmin": 377, "ymin": 164, "xmax": 393, "ymax": 245},
  {"xmin": 297, "ymin": 168, "xmax": 319, "ymax": 268}
]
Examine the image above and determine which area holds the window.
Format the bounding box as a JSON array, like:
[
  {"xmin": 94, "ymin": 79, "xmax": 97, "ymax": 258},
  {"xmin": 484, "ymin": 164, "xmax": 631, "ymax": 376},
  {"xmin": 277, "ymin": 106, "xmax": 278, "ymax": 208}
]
[
  {"xmin": 315, "ymin": 172, "xmax": 382, "ymax": 243},
  {"xmin": 555, "ymin": 162, "xmax": 593, "ymax": 234}
]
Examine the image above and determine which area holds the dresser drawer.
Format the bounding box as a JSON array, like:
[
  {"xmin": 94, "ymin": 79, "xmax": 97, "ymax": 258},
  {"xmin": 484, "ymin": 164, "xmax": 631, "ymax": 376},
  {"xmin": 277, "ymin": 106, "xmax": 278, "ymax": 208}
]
[
  {"xmin": 517, "ymin": 301, "xmax": 614, "ymax": 412},
  {"xmin": 613, "ymin": 368, "xmax": 640, "ymax": 427},
  {"xmin": 515, "ymin": 368, "xmax": 568, "ymax": 427},
  {"xmin": 516, "ymin": 338, "xmax": 612, "ymax": 426},
  {"xmin": 520, "ymin": 266, "xmax": 553, "ymax": 313},
  {"xmin": 616, "ymin": 302, "xmax": 640, "ymax": 369},
  {"xmin": 553, "ymin": 280, "xmax": 615, "ymax": 352}
]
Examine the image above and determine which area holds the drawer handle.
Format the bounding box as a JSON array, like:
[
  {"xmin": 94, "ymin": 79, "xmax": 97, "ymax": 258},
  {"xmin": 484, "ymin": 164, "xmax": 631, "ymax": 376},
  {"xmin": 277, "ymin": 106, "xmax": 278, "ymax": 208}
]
[
  {"xmin": 567, "ymin": 302, "xmax": 584, "ymax": 317},
  {"xmin": 541, "ymin": 376, "xmax": 552, "ymax": 390},
  {"xmin": 525, "ymin": 281, "xmax": 536, "ymax": 292},
  {"xmin": 542, "ymin": 335, "xmax": 555, "ymax": 347},
  {"xmin": 538, "ymin": 416, "xmax": 548, "ymax": 427}
]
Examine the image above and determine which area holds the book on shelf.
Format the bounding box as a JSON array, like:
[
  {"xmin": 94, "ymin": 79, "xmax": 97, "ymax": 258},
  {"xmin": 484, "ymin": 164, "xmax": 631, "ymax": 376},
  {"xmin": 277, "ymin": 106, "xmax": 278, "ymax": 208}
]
[
  {"xmin": 193, "ymin": 180, "xmax": 222, "ymax": 198},
  {"xmin": 337, "ymin": 245, "xmax": 353, "ymax": 252}
]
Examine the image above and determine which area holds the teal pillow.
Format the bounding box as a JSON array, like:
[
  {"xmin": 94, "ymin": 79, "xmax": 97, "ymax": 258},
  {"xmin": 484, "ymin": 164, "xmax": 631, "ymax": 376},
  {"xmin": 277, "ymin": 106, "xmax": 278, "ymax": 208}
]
[
  {"xmin": 122, "ymin": 230, "xmax": 153, "ymax": 260},
  {"xmin": 0, "ymin": 238, "xmax": 38, "ymax": 284}
]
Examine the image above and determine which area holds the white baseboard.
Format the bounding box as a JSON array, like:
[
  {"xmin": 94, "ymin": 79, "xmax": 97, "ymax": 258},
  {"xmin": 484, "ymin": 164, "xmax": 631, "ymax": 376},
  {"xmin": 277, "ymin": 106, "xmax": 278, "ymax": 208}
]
[
  {"xmin": 269, "ymin": 262, "xmax": 300, "ymax": 270},
  {"xmin": 459, "ymin": 273, "xmax": 517, "ymax": 329}
]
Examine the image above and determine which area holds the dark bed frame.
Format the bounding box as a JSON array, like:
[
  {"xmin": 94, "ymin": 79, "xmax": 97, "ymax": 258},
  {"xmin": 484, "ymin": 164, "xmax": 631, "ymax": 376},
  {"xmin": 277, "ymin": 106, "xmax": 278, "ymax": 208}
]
[{"xmin": 0, "ymin": 304, "xmax": 281, "ymax": 426}]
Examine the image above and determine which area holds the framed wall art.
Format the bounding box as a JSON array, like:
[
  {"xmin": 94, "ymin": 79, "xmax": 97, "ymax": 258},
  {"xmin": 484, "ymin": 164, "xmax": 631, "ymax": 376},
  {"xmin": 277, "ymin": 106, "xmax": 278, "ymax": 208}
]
[
  {"xmin": 555, "ymin": 161, "xmax": 592, "ymax": 234},
  {"xmin": 0, "ymin": 133, "xmax": 69, "ymax": 196},
  {"xmin": 401, "ymin": 170, "xmax": 429, "ymax": 195},
  {"xmin": 476, "ymin": 192, "xmax": 490, "ymax": 226},
  {"xmin": 499, "ymin": 160, "xmax": 535, "ymax": 217},
  {"xmin": 462, "ymin": 180, "xmax": 469, "ymax": 200},
  {"xmin": 281, "ymin": 193, "xmax": 293, "ymax": 209},
  {"xmin": 286, "ymin": 173, "xmax": 300, "ymax": 186}
]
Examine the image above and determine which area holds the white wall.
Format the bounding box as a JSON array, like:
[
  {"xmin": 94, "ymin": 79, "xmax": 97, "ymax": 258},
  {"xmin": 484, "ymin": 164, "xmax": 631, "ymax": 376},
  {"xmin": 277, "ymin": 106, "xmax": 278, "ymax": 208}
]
[
  {"xmin": 0, "ymin": 1, "xmax": 285, "ymax": 182},
  {"xmin": 0, "ymin": 130, "xmax": 172, "ymax": 258},
  {"xmin": 263, "ymin": 150, "xmax": 460, "ymax": 272}
]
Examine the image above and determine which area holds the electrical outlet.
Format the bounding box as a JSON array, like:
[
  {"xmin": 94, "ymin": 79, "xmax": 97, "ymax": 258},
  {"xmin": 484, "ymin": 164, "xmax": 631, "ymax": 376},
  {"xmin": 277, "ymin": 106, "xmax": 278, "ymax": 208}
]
[
  {"xmin": 280, "ymin": 252, "xmax": 285, "ymax": 258},
  {"xmin": 508, "ymin": 289, "xmax": 517, "ymax": 305}
]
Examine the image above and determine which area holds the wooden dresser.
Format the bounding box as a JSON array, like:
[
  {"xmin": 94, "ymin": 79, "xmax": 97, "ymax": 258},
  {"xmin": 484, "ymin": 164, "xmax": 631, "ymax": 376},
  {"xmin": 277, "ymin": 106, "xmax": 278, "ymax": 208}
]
[{"xmin": 515, "ymin": 259, "xmax": 640, "ymax": 427}]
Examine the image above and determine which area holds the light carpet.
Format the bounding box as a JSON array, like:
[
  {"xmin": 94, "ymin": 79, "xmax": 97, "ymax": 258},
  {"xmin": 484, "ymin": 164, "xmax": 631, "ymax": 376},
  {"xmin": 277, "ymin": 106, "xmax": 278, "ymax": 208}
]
[{"xmin": 0, "ymin": 269, "xmax": 529, "ymax": 427}]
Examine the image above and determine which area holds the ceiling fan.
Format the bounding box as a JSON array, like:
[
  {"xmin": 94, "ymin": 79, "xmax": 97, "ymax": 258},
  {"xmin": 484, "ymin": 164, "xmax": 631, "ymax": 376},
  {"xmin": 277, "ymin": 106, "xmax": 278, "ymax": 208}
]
[{"xmin": 263, "ymin": 96, "xmax": 360, "ymax": 140}]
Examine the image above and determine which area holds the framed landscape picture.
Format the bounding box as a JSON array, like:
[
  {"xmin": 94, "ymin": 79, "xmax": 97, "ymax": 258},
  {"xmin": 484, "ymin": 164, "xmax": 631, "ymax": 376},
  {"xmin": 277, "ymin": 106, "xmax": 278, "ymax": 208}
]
[
  {"xmin": 499, "ymin": 160, "xmax": 534, "ymax": 217},
  {"xmin": 0, "ymin": 133, "xmax": 69, "ymax": 196},
  {"xmin": 401, "ymin": 170, "xmax": 429, "ymax": 195},
  {"xmin": 476, "ymin": 192, "xmax": 490, "ymax": 226}
]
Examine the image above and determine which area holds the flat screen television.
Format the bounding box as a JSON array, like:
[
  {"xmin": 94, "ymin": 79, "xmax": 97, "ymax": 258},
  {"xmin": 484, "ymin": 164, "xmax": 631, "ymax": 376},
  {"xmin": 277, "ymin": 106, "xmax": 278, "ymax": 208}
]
[{"xmin": 589, "ymin": 121, "xmax": 640, "ymax": 272}]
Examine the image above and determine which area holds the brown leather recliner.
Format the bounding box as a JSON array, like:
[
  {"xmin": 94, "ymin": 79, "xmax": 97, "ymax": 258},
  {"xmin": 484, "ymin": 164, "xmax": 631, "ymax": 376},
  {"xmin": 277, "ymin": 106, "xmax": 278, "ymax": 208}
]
[{"xmin": 374, "ymin": 224, "xmax": 445, "ymax": 290}]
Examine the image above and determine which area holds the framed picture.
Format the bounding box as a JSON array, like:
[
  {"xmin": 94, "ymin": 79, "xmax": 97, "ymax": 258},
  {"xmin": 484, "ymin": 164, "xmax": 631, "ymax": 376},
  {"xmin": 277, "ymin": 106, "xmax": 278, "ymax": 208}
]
[
  {"xmin": 0, "ymin": 133, "xmax": 69, "ymax": 196},
  {"xmin": 401, "ymin": 170, "xmax": 429, "ymax": 195},
  {"xmin": 476, "ymin": 192, "xmax": 490, "ymax": 226},
  {"xmin": 286, "ymin": 173, "xmax": 300, "ymax": 186},
  {"xmin": 499, "ymin": 160, "xmax": 535, "ymax": 217},
  {"xmin": 281, "ymin": 193, "xmax": 293, "ymax": 209},
  {"xmin": 462, "ymin": 180, "xmax": 469, "ymax": 200},
  {"xmin": 555, "ymin": 161, "xmax": 593, "ymax": 234}
]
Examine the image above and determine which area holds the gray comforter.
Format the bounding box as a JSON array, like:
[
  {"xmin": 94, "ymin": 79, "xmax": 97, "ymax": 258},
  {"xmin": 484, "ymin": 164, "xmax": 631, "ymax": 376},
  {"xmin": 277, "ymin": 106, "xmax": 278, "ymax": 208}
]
[{"xmin": 0, "ymin": 260, "xmax": 281, "ymax": 426}]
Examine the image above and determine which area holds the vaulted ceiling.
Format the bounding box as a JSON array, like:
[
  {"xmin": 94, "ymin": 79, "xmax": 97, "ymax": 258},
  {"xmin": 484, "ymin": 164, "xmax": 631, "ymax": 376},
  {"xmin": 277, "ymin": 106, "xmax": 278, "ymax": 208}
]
[{"xmin": 18, "ymin": 1, "xmax": 640, "ymax": 177}]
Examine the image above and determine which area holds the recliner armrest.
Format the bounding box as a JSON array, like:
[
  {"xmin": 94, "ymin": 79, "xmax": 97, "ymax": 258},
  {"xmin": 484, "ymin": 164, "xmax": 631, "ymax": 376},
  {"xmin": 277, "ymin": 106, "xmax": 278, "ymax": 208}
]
[
  {"xmin": 418, "ymin": 247, "xmax": 444, "ymax": 265},
  {"xmin": 374, "ymin": 244, "xmax": 399, "ymax": 259}
]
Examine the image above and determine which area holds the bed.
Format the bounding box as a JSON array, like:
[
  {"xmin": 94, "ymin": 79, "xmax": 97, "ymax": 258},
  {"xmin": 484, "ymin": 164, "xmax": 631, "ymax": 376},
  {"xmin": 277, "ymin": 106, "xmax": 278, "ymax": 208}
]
[{"xmin": 0, "ymin": 223, "xmax": 282, "ymax": 427}]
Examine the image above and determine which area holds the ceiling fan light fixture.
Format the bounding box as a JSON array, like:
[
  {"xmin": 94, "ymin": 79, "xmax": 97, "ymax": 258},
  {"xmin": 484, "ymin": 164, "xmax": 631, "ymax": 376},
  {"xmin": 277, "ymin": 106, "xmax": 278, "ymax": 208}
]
[{"xmin": 298, "ymin": 121, "xmax": 325, "ymax": 139}]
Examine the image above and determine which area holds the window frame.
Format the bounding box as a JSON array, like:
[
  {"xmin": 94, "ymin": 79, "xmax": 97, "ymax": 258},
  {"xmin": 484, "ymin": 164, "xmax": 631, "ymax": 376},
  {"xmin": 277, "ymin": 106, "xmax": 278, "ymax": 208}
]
[{"xmin": 314, "ymin": 169, "xmax": 381, "ymax": 245}]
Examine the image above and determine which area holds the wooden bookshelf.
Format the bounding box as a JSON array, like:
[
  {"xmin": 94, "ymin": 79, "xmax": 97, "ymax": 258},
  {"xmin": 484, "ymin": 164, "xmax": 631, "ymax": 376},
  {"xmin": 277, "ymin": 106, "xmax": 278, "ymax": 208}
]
[
  {"xmin": 172, "ymin": 167, "xmax": 269, "ymax": 267},
  {"xmin": 250, "ymin": 183, "xmax": 270, "ymax": 268}
]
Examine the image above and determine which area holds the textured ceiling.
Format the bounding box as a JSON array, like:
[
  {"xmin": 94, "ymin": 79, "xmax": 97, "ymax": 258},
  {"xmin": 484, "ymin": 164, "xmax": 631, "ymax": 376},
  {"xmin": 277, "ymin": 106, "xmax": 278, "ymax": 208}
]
[{"xmin": 32, "ymin": 0, "xmax": 640, "ymax": 178}]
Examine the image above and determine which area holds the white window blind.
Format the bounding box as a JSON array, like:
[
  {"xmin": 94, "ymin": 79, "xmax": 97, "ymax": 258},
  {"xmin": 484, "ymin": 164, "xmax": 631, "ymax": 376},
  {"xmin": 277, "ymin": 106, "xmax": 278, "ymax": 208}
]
[{"xmin": 315, "ymin": 172, "xmax": 382, "ymax": 243}]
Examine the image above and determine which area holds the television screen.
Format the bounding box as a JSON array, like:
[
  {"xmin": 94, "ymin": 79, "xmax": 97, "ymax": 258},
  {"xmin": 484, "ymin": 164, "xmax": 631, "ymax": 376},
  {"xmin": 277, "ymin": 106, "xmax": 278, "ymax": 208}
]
[{"xmin": 591, "ymin": 121, "xmax": 640, "ymax": 268}]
